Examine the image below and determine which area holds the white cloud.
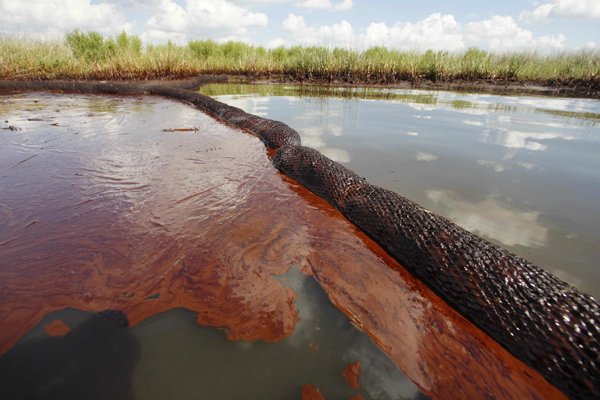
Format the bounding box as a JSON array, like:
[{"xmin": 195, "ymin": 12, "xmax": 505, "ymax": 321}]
[
  {"xmin": 463, "ymin": 16, "xmax": 565, "ymax": 52},
  {"xmin": 295, "ymin": 0, "xmax": 353, "ymax": 12},
  {"xmin": 282, "ymin": 13, "xmax": 354, "ymax": 47},
  {"xmin": 520, "ymin": 0, "xmax": 600, "ymax": 21},
  {"xmin": 363, "ymin": 13, "xmax": 464, "ymax": 52},
  {"xmin": 146, "ymin": 0, "xmax": 187, "ymax": 34},
  {"xmin": 143, "ymin": 0, "xmax": 268, "ymax": 44},
  {"xmin": 578, "ymin": 41, "xmax": 599, "ymax": 51},
  {"xmin": 0, "ymin": 0, "xmax": 130, "ymax": 38},
  {"xmin": 0, "ymin": 2, "xmax": 579, "ymax": 52},
  {"xmin": 334, "ymin": 0, "xmax": 353, "ymax": 11},
  {"xmin": 266, "ymin": 37, "xmax": 287, "ymax": 48},
  {"xmin": 282, "ymin": 13, "xmax": 307, "ymax": 32},
  {"xmin": 296, "ymin": 0, "xmax": 331, "ymax": 9},
  {"xmin": 104, "ymin": 0, "xmax": 162, "ymax": 10},
  {"xmin": 230, "ymin": 0, "xmax": 290, "ymax": 3},
  {"xmin": 281, "ymin": 13, "xmax": 565, "ymax": 52},
  {"xmin": 520, "ymin": 3, "xmax": 554, "ymax": 22}
]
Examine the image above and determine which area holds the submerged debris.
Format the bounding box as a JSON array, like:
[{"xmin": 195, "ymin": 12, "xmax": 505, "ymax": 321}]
[{"xmin": 162, "ymin": 127, "xmax": 199, "ymax": 132}]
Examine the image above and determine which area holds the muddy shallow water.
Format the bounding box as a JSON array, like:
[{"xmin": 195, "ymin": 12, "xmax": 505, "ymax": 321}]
[
  {"xmin": 0, "ymin": 93, "xmax": 566, "ymax": 399},
  {"xmin": 202, "ymin": 83, "xmax": 600, "ymax": 300}
]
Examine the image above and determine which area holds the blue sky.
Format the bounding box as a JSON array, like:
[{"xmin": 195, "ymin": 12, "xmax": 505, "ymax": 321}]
[{"xmin": 1, "ymin": 0, "xmax": 599, "ymax": 52}]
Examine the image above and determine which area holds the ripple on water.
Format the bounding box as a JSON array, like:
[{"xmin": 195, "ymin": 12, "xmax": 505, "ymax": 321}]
[{"xmin": 0, "ymin": 93, "xmax": 567, "ymax": 399}]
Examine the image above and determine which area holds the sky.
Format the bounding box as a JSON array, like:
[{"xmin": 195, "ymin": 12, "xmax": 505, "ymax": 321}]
[{"xmin": 0, "ymin": 0, "xmax": 599, "ymax": 52}]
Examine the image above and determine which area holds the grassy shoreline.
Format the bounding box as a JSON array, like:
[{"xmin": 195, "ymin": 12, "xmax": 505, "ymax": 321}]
[{"xmin": 1, "ymin": 31, "xmax": 599, "ymax": 97}]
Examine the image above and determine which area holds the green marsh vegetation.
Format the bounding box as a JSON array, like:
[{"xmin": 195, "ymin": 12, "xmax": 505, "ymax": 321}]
[{"xmin": 1, "ymin": 30, "xmax": 598, "ymax": 87}]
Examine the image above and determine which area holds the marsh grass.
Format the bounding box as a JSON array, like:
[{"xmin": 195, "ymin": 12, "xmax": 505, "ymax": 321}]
[{"xmin": 0, "ymin": 31, "xmax": 598, "ymax": 85}]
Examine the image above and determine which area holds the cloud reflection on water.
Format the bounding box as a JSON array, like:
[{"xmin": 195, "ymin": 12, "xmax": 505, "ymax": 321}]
[
  {"xmin": 463, "ymin": 119, "xmax": 484, "ymax": 127},
  {"xmin": 487, "ymin": 128, "xmax": 577, "ymax": 151},
  {"xmin": 415, "ymin": 152, "xmax": 438, "ymax": 162},
  {"xmin": 427, "ymin": 190, "xmax": 548, "ymax": 248},
  {"xmin": 225, "ymin": 95, "xmax": 270, "ymax": 117},
  {"xmin": 208, "ymin": 84, "xmax": 600, "ymax": 298},
  {"xmin": 477, "ymin": 159, "xmax": 505, "ymax": 172},
  {"xmin": 225, "ymin": 95, "xmax": 354, "ymax": 163}
]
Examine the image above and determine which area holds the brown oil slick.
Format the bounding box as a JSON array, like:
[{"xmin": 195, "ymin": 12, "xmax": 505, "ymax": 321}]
[
  {"xmin": 42, "ymin": 319, "xmax": 71, "ymax": 337},
  {"xmin": 0, "ymin": 93, "xmax": 302, "ymax": 351},
  {"xmin": 343, "ymin": 362, "xmax": 361, "ymax": 390},
  {"xmin": 0, "ymin": 93, "xmax": 566, "ymax": 400}
]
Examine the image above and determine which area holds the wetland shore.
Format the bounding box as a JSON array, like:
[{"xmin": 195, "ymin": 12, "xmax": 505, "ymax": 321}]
[{"xmin": 1, "ymin": 31, "xmax": 599, "ymax": 98}]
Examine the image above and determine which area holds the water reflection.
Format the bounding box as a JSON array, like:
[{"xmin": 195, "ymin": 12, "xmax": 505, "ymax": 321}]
[
  {"xmin": 484, "ymin": 128, "xmax": 577, "ymax": 152},
  {"xmin": 516, "ymin": 161, "xmax": 543, "ymax": 171},
  {"xmin": 0, "ymin": 311, "xmax": 139, "ymax": 400},
  {"xmin": 415, "ymin": 152, "xmax": 438, "ymax": 162},
  {"xmin": 205, "ymin": 83, "xmax": 600, "ymax": 299},
  {"xmin": 219, "ymin": 94, "xmax": 353, "ymax": 163},
  {"xmin": 1, "ymin": 93, "xmax": 428, "ymax": 400},
  {"xmin": 426, "ymin": 190, "xmax": 548, "ymax": 248},
  {"xmin": 201, "ymin": 83, "xmax": 600, "ymax": 123},
  {"xmin": 0, "ymin": 93, "xmax": 570, "ymax": 399},
  {"xmin": 1, "ymin": 287, "xmax": 425, "ymax": 400},
  {"xmin": 477, "ymin": 159, "xmax": 505, "ymax": 173},
  {"xmin": 463, "ymin": 119, "xmax": 484, "ymax": 127},
  {"xmin": 321, "ymin": 147, "xmax": 351, "ymax": 162}
]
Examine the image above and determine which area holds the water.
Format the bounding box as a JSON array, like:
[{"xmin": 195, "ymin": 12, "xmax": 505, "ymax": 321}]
[
  {"xmin": 202, "ymin": 83, "xmax": 600, "ymax": 299},
  {"xmin": 0, "ymin": 93, "xmax": 424, "ymax": 399},
  {"xmin": 0, "ymin": 268, "xmax": 422, "ymax": 400},
  {"xmin": 0, "ymin": 92, "xmax": 573, "ymax": 399}
]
